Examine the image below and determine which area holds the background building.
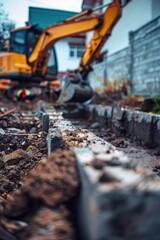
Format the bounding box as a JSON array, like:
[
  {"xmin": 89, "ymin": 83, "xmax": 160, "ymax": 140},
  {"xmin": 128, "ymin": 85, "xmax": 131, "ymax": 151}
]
[{"xmin": 29, "ymin": 7, "xmax": 86, "ymax": 76}]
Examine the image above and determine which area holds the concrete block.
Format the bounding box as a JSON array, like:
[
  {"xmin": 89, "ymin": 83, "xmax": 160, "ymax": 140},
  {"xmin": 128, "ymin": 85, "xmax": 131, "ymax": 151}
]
[
  {"xmin": 125, "ymin": 110, "xmax": 153, "ymax": 145},
  {"xmin": 132, "ymin": 111, "xmax": 153, "ymax": 145},
  {"xmin": 86, "ymin": 104, "xmax": 96, "ymax": 120},
  {"xmin": 94, "ymin": 106, "xmax": 107, "ymax": 126},
  {"xmin": 47, "ymin": 129, "xmax": 62, "ymax": 155},
  {"xmin": 151, "ymin": 116, "xmax": 160, "ymax": 147},
  {"xmin": 75, "ymin": 147, "xmax": 160, "ymax": 240},
  {"xmin": 42, "ymin": 113, "xmax": 49, "ymax": 133},
  {"xmin": 47, "ymin": 118, "xmax": 76, "ymax": 154},
  {"xmin": 111, "ymin": 106, "xmax": 127, "ymax": 134},
  {"xmin": 105, "ymin": 107, "xmax": 113, "ymax": 127}
]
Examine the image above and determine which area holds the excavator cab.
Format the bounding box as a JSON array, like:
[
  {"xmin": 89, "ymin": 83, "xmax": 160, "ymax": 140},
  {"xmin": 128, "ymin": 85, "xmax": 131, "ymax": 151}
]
[
  {"xmin": 9, "ymin": 26, "xmax": 41, "ymax": 59},
  {"xmin": 0, "ymin": 0, "xmax": 131, "ymax": 103},
  {"xmin": 0, "ymin": 26, "xmax": 58, "ymax": 82}
]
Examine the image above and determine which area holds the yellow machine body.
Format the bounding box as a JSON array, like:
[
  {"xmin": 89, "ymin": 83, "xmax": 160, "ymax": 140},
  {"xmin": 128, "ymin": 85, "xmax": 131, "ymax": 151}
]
[
  {"xmin": 0, "ymin": 52, "xmax": 31, "ymax": 80},
  {"xmin": 0, "ymin": 0, "xmax": 131, "ymax": 102}
]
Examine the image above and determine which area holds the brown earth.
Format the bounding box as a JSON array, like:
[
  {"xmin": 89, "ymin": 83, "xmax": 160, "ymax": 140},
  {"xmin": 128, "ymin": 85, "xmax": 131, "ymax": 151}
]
[
  {"xmin": 1, "ymin": 149, "xmax": 78, "ymax": 240},
  {"xmin": 0, "ymin": 97, "xmax": 79, "ymax": 239},
  {"xmin": 0, "ymin": 93, "xmax": 159, "ymax": 240}
]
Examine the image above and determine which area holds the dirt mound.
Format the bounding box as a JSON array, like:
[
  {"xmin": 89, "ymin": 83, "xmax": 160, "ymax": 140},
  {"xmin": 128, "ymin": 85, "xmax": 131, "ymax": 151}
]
[{"xmin": 1, "ymin": 149, "xmax": 79, "ymax": 239}]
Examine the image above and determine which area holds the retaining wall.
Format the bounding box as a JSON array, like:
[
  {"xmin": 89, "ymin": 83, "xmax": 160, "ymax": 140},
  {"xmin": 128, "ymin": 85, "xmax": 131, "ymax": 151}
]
[
  {"xmin": 106, "ymin": 47, "xmax": 131, "ymax": 82},
  {"xmin": 45, "ymin": 106, "xmax": 160, "ymax": 240},
  {"xmin": 90, "ymin": 15, "xmax": 160, "ymax": 97},
  {"xmin": 130, "ymin": 16, "xmax": 160, "ymax": 96}
]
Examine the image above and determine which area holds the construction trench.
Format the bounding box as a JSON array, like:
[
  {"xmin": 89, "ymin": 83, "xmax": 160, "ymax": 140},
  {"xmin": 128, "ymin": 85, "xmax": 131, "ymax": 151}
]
[{"xmin": 0, "ymin": 99, "xmax": 160, "ymax": 240}]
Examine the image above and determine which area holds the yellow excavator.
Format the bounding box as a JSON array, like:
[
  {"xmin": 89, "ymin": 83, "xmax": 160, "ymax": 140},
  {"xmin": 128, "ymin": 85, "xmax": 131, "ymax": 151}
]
[{"xmin": 0, "ymin": 0, "xmax": 131, "ymax": 103}]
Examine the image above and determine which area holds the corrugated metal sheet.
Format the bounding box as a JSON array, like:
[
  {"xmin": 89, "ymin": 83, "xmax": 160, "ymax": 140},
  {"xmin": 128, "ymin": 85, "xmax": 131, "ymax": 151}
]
[{"xmin": 29, "ymin": 7, "xmax": 78, "ymax": 29}]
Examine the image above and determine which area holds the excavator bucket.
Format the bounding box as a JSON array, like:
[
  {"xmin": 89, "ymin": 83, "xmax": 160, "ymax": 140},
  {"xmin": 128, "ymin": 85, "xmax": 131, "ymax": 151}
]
[{"xmin": 57, "ymin": 77, "xmax": 93, "ymax": 104}]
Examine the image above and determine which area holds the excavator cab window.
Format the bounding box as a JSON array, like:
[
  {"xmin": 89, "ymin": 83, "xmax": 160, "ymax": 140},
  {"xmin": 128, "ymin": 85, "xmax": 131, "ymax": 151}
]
[
  {"xmin": 9, "ymin": 30, "xmax": 26, "ymax": 54},
  {"xmin": 9, "ymin": 27, "xmax": 58, "ymax": 77},
  {"xmin": 27, "ymin": 29, "xmax": 41, "ymax": 58},
  {"xmin": 9, "ymin": 27, "xmax": 41, "ymax": 60},
  {"xmin": 46, "ymin": 47, "xmax": 58, "ymax": 78}
]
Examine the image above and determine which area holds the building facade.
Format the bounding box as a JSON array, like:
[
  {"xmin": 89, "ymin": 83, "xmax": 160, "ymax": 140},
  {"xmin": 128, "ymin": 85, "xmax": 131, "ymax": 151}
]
[{"xmin": 29, "ymin": 7, "xmax": 85, "ymax": 76}]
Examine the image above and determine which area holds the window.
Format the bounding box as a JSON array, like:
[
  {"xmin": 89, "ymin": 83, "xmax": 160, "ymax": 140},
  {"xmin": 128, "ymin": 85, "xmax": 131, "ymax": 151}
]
[
  {"xmin": 10, "ymin": 30, "xmax": 26, "ymax": 54},
  {"xmin": 69, "ymin": 45, "xmax": 85, "ymax": 58},
  {"xmin": 27, "ymin": 30, "xmax": 41, "ymax": 57}
]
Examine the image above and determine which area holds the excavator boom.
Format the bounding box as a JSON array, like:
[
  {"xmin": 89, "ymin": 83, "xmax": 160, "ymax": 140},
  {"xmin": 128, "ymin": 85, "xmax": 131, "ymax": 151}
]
[
  {"xmin": 79, "ymin": 0, "xmax": 122, "ymax": 78},
  {"xmin": 58, "ymin": 0, "xmax": 131, "ymax": 102},
  {"xmin": 0, "ymin": 0, "xmax": 131, "ymax": 103}
]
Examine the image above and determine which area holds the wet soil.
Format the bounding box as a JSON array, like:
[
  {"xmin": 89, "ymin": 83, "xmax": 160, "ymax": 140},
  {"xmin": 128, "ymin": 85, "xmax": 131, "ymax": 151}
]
[
  {"xmin": 0, "ymin": 110, "xmax": 47, "ymax": 199},
  {"xmin": 0, "ymin": 94, "xmax": 159, "ymax": 239},
  {"xmin": 1, "ymin": 149, "xmax": 78, "ymax": 240},
  {"xmin": 78, "ymin": 119, "xmax": 160, "ymax": 174},
  {"xmin": 0, "ymin": 97, "xmax": 79, "ymax": 239},
  {"xmin": 91, "ymin": 92, "xmax": 144, "ymax": 110}
]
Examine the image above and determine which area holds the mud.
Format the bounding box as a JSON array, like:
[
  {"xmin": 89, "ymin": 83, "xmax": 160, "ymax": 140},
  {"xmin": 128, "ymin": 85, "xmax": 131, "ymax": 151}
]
[
  {"xmin": 0, "ymin": 97, "xmax": 79, "ymax": 239},
  {"xmin": 0, "ymin": 110, "xmax": 47, "ymax": 199},
  {"xmin": 1, "ymin": 150, "xmax": 78, "ymax": 240},
  {"xmin": 78, "ymin": 119, "xmax": 160, "ymax": 175},
  {"xmin": 0, "ymin": 94, "xmax": 159, "ymax": 239},
  {"xmin": 91, "ymin": 92, "xmax": 144, "ymax": 109}
]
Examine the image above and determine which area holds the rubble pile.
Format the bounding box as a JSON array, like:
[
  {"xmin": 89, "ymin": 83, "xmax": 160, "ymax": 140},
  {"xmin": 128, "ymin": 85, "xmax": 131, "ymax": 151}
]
[
  {"xmin": 1, "ymin": 149, "xmax": 79, "ymax": 240},
  {"xmin": 0, "ymin": 112, "xmax": 47, "ymax": 199},
  {"xmin": 0, "ymin": 99, "xmax": 81, "ymax": 239},
  {"xmin": 0, "ymin": 101, "xmax": 79, "ymax": 239}
]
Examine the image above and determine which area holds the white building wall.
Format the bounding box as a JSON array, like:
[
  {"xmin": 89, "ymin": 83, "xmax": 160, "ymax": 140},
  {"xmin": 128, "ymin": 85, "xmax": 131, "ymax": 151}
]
[
  {"xmin": 55, "ymin": 40, "xmax": 81, "ymax": 72},
  {"xmin": 102, "ymin": 0, "xmax": 152, "ymax": 54}
]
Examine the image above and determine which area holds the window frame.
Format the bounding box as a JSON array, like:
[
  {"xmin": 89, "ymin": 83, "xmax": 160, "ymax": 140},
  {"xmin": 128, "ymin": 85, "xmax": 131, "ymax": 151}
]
[{"xmin": 69, "ymin": 45, "xmax": 85, "ymax": 59}]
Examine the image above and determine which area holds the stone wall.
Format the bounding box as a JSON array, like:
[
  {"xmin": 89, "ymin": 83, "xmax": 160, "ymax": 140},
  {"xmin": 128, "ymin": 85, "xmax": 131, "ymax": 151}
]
[
  {"xmin": 106, "ymin": 47, "xmax": 131, "ymax": 82},
  {"xmin": 88, "ymin": 62, "xmax": 106, "ymax": 92},
  {"xmin": 90, "ymin": 15, "xmax": 160, "ymax": 97},
  {"xmin": 130, "ymin": 16, "xmax": 160, "ymax": 96},
  {"xmin": 88, "ymin": 48, "xmax": 131, "ymax": 93}
]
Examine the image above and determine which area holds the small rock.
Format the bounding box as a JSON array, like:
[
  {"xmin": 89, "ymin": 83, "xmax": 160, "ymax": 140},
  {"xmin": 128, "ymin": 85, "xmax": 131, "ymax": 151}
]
[
  {"xmin": 0, "ymin": 160, "xmax": 5, "ymax": 168},
  {"xmin": 0, "ymin": 128, "xmax": 5, "ymax": 135},
  {"xmin": 90, "ymin": 122, "xmax": 100, "ymax": 129},
  {"xmin": 26, "ymin": 145, "xmax": 39, "ymax": 154},
  {"xmin": 29, "ymin": 127, "xmax": 37, "ymax": 134},
  {"xmin": 7, "ymin": 128, "xmax": 22, "ymax": 134},
  {"xmin": 8, "ymin": 128, "xmax": 26, "ymax": 134},
  {"xmin": 4, "ymin": 149, "xmax": 29, "ymax": 165},
  {"xmin": 28, "ymin": 135, "xmax": 36, "ymax": 141}
]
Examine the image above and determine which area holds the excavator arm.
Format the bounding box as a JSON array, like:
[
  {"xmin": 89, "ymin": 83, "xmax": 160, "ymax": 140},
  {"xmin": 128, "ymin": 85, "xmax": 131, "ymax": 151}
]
[
  {"xmin": 28, "ymin": 10, "xmax": 100, "ymax": 76},
  {"xmin": 78, "ymin": 0, "xmax": 131, "ymax": 79},
  {"xmin": 29, "ymin": 0, "xmax": 126, "ymax": 78},
  {"xmin": 57, "ymin": 0, "xmax": 131, "ymax": 102},
  {"xmin": 0, "ymin": 0, "xmax": 131, "ymax": 102},
  {"xmin": 78, "ymin": 0, "xmax": 122, "ymax": 78}
]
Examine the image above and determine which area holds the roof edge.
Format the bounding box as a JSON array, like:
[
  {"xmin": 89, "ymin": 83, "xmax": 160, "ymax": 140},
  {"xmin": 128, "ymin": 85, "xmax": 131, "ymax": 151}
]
[{"xmin": 29, "ymin": 6, "xmax": 79, "ymax": 15}]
